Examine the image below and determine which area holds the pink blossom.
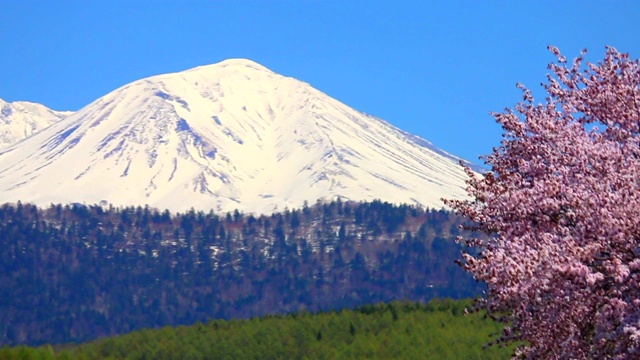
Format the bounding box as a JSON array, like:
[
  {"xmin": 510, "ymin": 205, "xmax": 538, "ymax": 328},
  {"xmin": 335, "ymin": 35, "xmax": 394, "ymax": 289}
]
[{"xmin": 446, "ymin": 46, "xmax": 640, "ymax": 358}]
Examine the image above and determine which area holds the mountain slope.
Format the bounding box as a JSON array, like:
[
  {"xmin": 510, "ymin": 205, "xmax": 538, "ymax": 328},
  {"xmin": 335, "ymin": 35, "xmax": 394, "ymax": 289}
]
[
  {"xmin": 0, "ymin": 59, "xmax": 471, "ymax": 214},
  {"xmin": 0, "ymin": 98, "xmax": 72, "ymax": 149},
  {"xmin": 0, "ymin": 201, "xmax": 484, "ymax": 346}
]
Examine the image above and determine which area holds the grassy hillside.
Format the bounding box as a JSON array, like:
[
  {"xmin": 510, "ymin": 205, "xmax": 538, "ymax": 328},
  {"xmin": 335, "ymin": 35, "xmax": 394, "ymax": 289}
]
[{"xmin": 0, "ymin": 299, "xmax": 514, "ymax": 359}]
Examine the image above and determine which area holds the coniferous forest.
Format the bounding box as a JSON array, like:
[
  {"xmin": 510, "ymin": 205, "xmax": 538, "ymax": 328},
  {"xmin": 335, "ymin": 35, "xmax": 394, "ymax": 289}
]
[
  {"xmin": 0, "ymin": 200, "xmax": 483, "ymax": 346},
  {"xmin": 0, "ymin": 299, "xmax": 513, "ymax": 359}
]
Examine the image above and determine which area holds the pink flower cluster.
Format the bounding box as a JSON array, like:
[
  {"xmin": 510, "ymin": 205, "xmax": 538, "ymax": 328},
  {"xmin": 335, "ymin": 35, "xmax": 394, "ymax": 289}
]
[{"xmin": 446, "ymin": 46, "xmax": 640, "ymax": 359}]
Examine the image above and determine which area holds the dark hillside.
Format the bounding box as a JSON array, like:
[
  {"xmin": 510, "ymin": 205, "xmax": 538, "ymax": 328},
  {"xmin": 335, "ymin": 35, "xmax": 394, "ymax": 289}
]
[{"xmin": 0, "ymin": 200, "xmax": 482, "ymax": 345}]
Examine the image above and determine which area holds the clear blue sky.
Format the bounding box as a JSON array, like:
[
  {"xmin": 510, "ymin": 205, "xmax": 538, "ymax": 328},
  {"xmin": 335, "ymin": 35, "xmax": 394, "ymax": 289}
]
[{"xmin": 1, "ymin": 1, "xmax": 638, "ymax": 162}]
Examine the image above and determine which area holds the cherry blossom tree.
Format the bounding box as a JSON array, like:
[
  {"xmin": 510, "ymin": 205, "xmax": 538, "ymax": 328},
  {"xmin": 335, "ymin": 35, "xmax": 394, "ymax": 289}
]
[{"xmin": 446, "ymin": 47, "xmax": 640, "ymax": 359}]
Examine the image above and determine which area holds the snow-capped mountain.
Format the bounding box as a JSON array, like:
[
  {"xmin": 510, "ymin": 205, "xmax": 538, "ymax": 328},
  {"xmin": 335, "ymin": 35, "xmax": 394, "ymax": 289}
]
[
  {"xmin": 0, "ymin": 59, "xmax": 471, "ymax": 214},
  {"xmin": 0, "ymin": 98, "xmax": 72, "ymax": 149}
]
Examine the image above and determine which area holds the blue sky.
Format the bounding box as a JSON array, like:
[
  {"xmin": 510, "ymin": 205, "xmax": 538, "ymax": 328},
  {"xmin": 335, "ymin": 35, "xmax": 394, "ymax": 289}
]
[{"xmin": 1, "ymin": 1, "xmax": 638, "ymax": 162}]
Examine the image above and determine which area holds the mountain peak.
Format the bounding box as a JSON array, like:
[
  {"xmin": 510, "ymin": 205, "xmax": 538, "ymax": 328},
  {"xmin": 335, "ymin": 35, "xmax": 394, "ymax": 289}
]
[
  {"xmin": 0, "ymin": 99, "xmax": 72, "ymax": 149},
  {"xmin": 217, "ymin": 58, "xmax": 269, "ymax": 68},
  {"xmin": 0, "ymin": 62, "xmax": 471, "ymax": 214},
  {"xmin": 185, "ymin": 58, "xmax": 273, "ymax": 76}
]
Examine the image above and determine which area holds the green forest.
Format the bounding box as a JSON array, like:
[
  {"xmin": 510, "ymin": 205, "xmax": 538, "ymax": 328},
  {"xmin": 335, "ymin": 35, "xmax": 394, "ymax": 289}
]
[{"xmin": 0, "ymin": 299, "xmax": 514, "ymax": 359}]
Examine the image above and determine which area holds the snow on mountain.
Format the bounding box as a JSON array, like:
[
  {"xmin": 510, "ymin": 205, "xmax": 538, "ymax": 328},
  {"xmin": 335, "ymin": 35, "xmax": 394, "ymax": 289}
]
[
  {"xmin": 0, "ymin": 59, "xmax": 471, "ymax": 214},
  {"xmin": 0, "ymin": 98, "xmax": 72, "ymax": 149}
]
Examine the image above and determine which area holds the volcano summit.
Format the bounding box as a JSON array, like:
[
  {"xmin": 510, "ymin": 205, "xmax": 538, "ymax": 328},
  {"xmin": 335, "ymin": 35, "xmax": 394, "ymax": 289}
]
[{"xmin": 0, "ymin": 59, "xmax": 471, "ymax": 214}]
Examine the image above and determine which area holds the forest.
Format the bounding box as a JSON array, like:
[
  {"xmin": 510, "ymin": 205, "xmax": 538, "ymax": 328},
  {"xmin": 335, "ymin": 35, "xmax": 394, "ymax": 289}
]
[
  {"xmin": 0, "ymin": 299, "xmax": 513, "ymax": 359},
  {"xmin": 0, "ymin": 200, "xmax": 483, "ymax": 346}
]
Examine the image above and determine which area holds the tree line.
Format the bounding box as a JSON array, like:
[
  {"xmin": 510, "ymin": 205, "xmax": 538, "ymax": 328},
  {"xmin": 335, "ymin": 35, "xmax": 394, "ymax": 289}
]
[
  {"xmin": 1, "ymin": 200, "xmax": 482, "ymax": 346},
  {"xmin": 0, "ymin": 299, "xmax": 513, "ymax": 359}
]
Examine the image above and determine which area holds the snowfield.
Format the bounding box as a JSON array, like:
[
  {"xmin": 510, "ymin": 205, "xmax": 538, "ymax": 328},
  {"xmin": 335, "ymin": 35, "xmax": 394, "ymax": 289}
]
[
  {"xmin": 0, "ymin": 98, "xmax": 72, "ymax": 149},
  {"xmin": 0, "ymin": 59, "xmax": 471, "ymax": 214}
]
